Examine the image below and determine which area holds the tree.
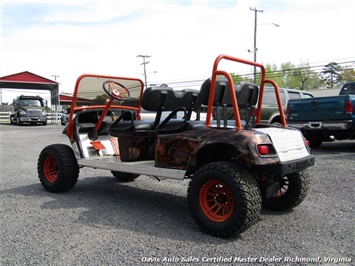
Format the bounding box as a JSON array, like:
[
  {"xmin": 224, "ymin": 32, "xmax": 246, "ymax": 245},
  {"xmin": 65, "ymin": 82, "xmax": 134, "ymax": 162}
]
[
  {"xmin": 340, "ymin": 67, "xmax": 355, "ymax": 83},
  {"xmin": 230, "ymin": 72, "xmax": 253, "ymax": 84},
  {"xmin": 230, "ymin": 60, "xmax": 346, "ymax": 91},
  {"xmin": 255, "ymin": 64, "xmax": 280, "ymax": 86},
  {"xmin": 292, "ymin": 60, "xmax": 323, "ymax": 90},
  {"xmin": 307, "ymin": 72, "xmax": 325, "ymax": 90},
  {"xmin": 319, "ymin": 62, "xmax": 342, "ymax": 88},
  {"xmin": 280, "ymin": 62, "xmax": 296, "ymax": 88}
]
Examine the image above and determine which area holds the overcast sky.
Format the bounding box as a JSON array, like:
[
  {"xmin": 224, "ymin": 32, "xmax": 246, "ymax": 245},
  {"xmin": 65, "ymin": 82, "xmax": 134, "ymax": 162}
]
[{"xmin": 1, "ymin": 0, "xmax": 355, "ymax": 103}]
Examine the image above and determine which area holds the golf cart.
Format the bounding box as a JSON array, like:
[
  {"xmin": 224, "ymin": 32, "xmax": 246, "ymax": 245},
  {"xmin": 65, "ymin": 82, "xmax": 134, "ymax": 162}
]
[{"xmin": 37, "ymin": 55, "xmax": 315, "ymax": 237}]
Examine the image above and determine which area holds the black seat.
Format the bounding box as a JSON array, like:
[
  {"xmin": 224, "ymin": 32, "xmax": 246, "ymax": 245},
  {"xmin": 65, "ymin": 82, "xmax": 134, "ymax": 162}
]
[
  {"xmin": 199, "ymin": 78, "xmax": 259, "ymax": 127},
  {"xmin": 200, "ymin": 78, "xmax": 258, "ymax": 107},
  {"xmin": 226, "ymin": 81, "xmax": 259, "ymax": 107},
  {"xmin": 164, "ymin": 88, "xmax": 199, "ymax": 120},
  {"xmin": 109, "ymin": 86, "xmax": 200, "ymax": 136},
  {"xmin": 109, "ymin": 86, "xmax": 172, "ymax": 136},
  {"xmin": 108, "ymin": 110, "xmax": 153, "ymax": 135},
  {"xmin": 199, "ymin": 78, "xmax": 228, "ymax": 106},
  {"xmin": 156, "ymin": 88, "xmax": 199, "ymax": 134}
]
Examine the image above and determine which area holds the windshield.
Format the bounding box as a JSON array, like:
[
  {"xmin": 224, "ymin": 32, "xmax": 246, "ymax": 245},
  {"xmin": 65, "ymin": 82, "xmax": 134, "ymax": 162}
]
[
  {"xmin": 20, "ymin": 99, "xmax": 42, "ymax": 107},
  {"xmin": 66, "ymin": 74, "xmax": 144, "ymax": 140},
  {"xmin": 74, "ymin": 75, "xmax": 144, "ymax": 109}
]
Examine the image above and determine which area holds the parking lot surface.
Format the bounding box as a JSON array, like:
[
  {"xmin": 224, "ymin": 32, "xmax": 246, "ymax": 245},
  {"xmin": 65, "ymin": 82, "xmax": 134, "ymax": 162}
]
[{"xmin": 1, "ymin": 124, "xmax": 354, "ymax": 265}]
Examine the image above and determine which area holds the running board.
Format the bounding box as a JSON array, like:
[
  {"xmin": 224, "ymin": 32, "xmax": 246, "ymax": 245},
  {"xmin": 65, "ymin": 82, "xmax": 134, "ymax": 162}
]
[{"xmin": 78, "ymin": 157, "xmax": 186, "ymax": 180}]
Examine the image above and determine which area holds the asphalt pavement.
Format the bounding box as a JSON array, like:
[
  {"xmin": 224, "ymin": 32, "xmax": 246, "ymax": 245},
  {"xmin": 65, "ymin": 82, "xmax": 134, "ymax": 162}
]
[{"xmin": 0, "ymin": 124, "xmax": 354, "ymax": 265}]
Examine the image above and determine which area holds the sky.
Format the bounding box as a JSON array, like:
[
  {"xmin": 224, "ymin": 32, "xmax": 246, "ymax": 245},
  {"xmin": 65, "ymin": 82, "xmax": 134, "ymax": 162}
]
[{"xmin": 1, "ymin": 0, "xmax": 355, "ymax": 103}]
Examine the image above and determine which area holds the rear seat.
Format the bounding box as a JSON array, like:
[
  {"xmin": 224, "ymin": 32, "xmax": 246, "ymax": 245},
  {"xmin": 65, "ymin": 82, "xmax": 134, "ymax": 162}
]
[
  {"xmin": 199, "ymin": 78, "xmax": 258, "ymax": 108},
  {"xmin": 199, "ymin": 78, "xmax": 259, "ymax": 128}
]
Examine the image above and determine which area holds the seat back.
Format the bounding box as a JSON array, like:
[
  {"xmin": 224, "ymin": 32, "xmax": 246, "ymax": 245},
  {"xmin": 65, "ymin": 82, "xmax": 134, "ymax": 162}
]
[
  {"xmin": 224, "ymin": 81, "xmax": 259, "ymax": 107},
  {"xmin": 165, "ymin": 89, "xmax": 199, "ymax": 119},
  {"xmin": 141, "ymin": 86, "xmax": 173, "ymax": 127},
  {"xmin": 200, "ymin": 78, "xmax": 258, "ymax": 107},
  {"xmin": 199, "ymin": 78, "xmax": 259, "ymax": 127},
  {"xmin": 141, "ymin": 86, "xmax": 173, "ymax": 111},
  {"xmin": 155, "ymin": 88, "xmax": 199, "ymax": 134},
  {"xmin": 142, "ymin": 86, "xmax": 199, "ymax": 110},
  {"xmin": 141, "ymin": 86, "xmax": 199, "ymax": 126},
  {"xmin": 199, "ymin": 78, "xmax": 229, "ymax": 106}
]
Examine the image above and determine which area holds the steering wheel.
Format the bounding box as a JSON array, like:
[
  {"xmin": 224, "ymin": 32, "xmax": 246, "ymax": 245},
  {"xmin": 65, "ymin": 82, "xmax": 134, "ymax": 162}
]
[{"xmin": 102, "ymin": 80, "xmax": 131, "ymax": 101}]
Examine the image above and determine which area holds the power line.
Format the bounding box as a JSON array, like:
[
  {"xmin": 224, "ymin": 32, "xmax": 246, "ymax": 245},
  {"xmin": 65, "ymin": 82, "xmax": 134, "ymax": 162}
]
[{"xmin": 150, "ymin": 59, "xmax": 355, "ymax": 88}]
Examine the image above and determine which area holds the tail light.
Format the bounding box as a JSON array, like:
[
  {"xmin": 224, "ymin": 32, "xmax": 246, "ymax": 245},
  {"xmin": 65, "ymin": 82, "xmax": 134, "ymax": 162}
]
[
  {"xmin": 256, "ymin": 144, "xmax": 277, "ymax": 156},
  {"xmin": 257, "ymin": 145, "xmax": 270, "ymax": 155},
  {"xmin": 345, "ymin": 100, "xmax": 353, "ymax": 114},
  {"xmin": 305, "ymin": 139, "xmax": 310, "ymax": 147}
]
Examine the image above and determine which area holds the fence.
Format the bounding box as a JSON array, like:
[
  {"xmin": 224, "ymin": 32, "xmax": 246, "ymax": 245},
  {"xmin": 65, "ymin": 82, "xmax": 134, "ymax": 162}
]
[{"xmin": 0, "ymin": 111, "xmax": 62, "ymax": 124}]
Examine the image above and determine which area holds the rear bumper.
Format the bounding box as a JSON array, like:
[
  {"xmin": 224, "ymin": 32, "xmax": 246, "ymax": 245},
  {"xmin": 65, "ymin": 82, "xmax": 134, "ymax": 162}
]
[
  {"xmin": 288, "ymin": 120, "xmax": 354, "ymax": 131},
  {"xmin": 254, "ymin": 155, "xmax": 315, "ymax": 176}
]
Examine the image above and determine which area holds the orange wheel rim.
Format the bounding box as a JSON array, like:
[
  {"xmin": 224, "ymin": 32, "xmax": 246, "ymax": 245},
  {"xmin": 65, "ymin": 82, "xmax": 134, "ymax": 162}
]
[
  {"xmin": 199, "ymin": 180, "xmax": 234, "ymax": 222},
  {"xmin": 276, "ymin": 176, "xmax": 289, "ymax": 197},
  {"xmin": 43, "ymin": 155, "xmax": 58, "ymax": 182}
]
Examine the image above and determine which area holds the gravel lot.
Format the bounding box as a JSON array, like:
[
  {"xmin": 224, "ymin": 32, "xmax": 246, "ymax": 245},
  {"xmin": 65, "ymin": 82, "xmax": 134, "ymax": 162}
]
[{"xmin": 1, "ymin": 124, "xmax": 354, "ymax": 265}]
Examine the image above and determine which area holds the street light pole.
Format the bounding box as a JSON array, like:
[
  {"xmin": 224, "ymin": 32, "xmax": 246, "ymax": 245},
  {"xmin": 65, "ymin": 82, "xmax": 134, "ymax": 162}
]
[
  {"xmin": 137, "ymin": 55, "xmax": 151, "ymax": 89},
  {"xmin": 250, "ymin": 7, "xmax": 263, "ymax": 83}
]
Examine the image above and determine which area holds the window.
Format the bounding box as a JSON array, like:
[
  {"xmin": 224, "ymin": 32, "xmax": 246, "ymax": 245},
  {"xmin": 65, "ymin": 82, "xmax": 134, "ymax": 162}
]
[
  {"xmin": 341, "ymin": 83, "xmax": 355, "ymax": 95},
  {"xmin": 20, "ymin": 99, "xmax": 42, "ymax": 107},
  {"xmin": 287, "ymin": 91, "xmax": 302, "ymax": 100},
  {"xmin": 263, "ymin": 88, "xmax": 286, "ymax": 105}
]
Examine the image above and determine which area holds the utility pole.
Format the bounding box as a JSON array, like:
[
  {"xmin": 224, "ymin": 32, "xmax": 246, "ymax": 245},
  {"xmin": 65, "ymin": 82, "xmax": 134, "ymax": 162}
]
[
  {"xmin": 137, "ymin": 55, "xmax": 151, "ymax": 89},
  {"xmin": 249, "ymin": 7, "xmax": 263, "ymax": 83},
  {"xmin": 50, "ymin": 75, "xmax": 60, "ymax": 81}
]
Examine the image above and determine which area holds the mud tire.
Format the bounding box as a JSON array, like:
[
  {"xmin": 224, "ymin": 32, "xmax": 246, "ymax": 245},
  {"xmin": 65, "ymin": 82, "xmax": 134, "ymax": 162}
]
[
  {"xmin": 309, "ymin": 137, "xmax": 323, "ymax": 148},
  {"xmin": 37, "ymin": 144, "xmax": 79, "ymax": 192},
  {"xmin": 111, "ymin": 171, "xmax": 139, "ymax": 182},
  {"xmin": 262, "ymin": 170, "xmax": 310, "ymax": 211},
  {"xmin": 187, "ymin": 161, "xmax": 261, "ymax": 238}
]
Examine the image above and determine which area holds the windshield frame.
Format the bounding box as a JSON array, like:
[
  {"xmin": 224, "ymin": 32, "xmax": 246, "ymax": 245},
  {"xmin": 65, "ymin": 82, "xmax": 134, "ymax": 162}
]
[{"xmin": 66, "ymin": 73, "xmax": 144, "ymax": 140}]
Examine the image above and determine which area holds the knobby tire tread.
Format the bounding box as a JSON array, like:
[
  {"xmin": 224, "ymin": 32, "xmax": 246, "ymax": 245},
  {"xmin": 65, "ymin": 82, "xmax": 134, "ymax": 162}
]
[
  {"xmin": 37, "ymin": 144, "xmax": 79, "ymax": 192},
  {"xmin": 188, "ymin": 161, "xmax": 261, "ymax": 238},
  {"xmin": 262, "ymin": 170, "xmax": 310, "ymax": 211}
]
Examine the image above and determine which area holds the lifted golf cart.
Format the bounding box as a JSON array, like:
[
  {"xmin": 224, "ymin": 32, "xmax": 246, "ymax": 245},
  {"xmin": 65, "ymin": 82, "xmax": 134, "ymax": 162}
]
[{"xmin": 37, "ymin": 55, "xmax": 315, "ymax": 237}]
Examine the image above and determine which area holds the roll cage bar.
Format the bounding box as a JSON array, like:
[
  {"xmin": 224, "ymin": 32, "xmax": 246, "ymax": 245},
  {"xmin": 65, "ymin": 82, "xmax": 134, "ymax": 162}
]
[{"xmin": 206, "ymin": 54, "xmax": 287, "ymax": 130}]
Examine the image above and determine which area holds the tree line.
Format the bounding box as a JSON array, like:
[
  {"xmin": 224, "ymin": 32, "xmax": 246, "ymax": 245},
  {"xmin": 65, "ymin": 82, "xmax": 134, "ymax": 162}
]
[{"xmin": 231, "ymin": 61, "xmax": 355, "ymax": 90}]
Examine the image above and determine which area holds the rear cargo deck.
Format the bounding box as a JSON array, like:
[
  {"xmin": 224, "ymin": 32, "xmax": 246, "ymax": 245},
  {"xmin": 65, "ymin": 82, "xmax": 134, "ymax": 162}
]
[{"xmin": 78, "ymin": 156, "xmax": 186, "ymax": 180}]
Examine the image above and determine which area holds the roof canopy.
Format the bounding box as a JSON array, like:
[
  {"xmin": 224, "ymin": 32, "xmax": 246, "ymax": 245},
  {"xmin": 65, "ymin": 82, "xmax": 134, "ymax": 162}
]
[
  {"xmin": 0, "ymin": 71, "xmax": 58, "ymax": 90},
  {"xmin": 0, "ymin": 71, "xmax": 59, "ymax": 110}
]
